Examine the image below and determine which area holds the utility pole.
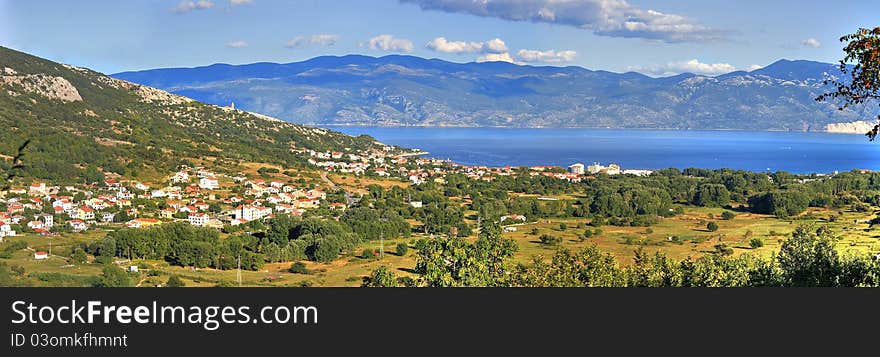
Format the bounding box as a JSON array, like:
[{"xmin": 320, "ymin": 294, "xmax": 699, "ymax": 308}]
[
  {"xmin": 380, "ymin": 234, "xmax": 384, "ymax": 260},
  {"xmin": 236, "ymin": 253, "xmax": 242, "ymax": 287}
]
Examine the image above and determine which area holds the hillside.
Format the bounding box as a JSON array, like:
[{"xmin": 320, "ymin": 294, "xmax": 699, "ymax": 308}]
[
  {"xmin": 0, "ymin": 46, "xmax": 388, "ymax": 183},
  {"xmin": 113, "ymin": 55, "xmax": 876, "ymax": 130}
]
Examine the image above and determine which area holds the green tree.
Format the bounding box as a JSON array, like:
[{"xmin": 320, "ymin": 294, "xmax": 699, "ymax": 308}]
[
  {"xmin": 69, "ymin": 248, "xmax": 88, "ymax": 264},
  {"xmin": 777, "ymin": 226, "xmax": 842, "ymax": 287},
  {"xmin": 362, "ymin": 266, "xmax": 398, "ymax": 287},
  {"xmin": 415, "ymin": 229, "xmax": 517, "ymax": 287},
  {"xmin": 288, "ymin": 261, "xmax": 310, "ymax": 274},
  {"xmin": 713, "ymin": 243, "xmax": 733, "ymax": 256},
  {"xmin": 749, "ymin": 238, "xmax": 764, "ymax": 249},
  {"xmin": 93, "ymin": 265, "xmax": 132, "ymax": 287},
  {"xmin": 707, "ymin": 221, "xmax": 719, "ymax": 232},
  {"xmin": 721, "ymin": 211, "xmax": 736, "ymax": 220},
  {"xmin": 539, "ymin": 234, "xmax": 562, "ymax": 245},
  {"xmin": 693, "ymin": 184, "xmax": 731, "ymax": 207},
  {"xmin": 816, "ymin": 27, "xmax": 880, "ymax": 139},
  {"xmin": 166, "ymin": 275, "xmax": 186, "ymax": 287},
  {"xmin": 395, "ymin": 243, "xmax": 408, "ymax": 256}
]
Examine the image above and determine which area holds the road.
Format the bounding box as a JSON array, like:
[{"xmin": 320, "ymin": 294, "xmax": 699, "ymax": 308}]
[{"xmin": 320, "ymin": 171, "xmax": 359, "ymax": 206}]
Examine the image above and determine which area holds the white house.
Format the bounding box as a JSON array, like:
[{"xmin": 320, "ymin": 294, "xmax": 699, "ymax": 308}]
[
  {"xmin": 29, "ymin": 182, "xmax": 47, "ymax": 195},
  {"xmin": 67, "ymin": 219, "xmax": 87, "ymax": 232},
  {"xmin": 199, "ymin": 177, "xmax": 219, "ymax": 190},
  {"xmin": 36, "ymin": 213, "xmax": 54, "ymax": 228},
  {"xmin": 500, "ymin": 214, "xmax": 527, "ymax": 223},
  {"xmin": 171, "ymin": 171, "xmax": 190, "ymax": 183},
  {"xmin": 235, "ymin": 205, "xmax": 272, "ymax": 221},
  {"xmin": 0, "ymin": 222, "xmax": 16, "ymax": 238},
  {"xmin": 27, "ymin": 220, "xmax": 45, "ymax": 230},
  {"xmin": 34, "ymin": 251, "xmax": 48, "ymax": 260},
  {"xmin": 409, "ymin": 201, "xmax": 423, "ymax": 208},
  {"xmin": 587, "ymin": 162, "xmax": 605, "ymax": 174},
  {"xmin": 188, "ymin": 213, "xmax": 209, "ymax": 227},
  {"xmin": 133, "ymin": 182, "xmax": 150, "ymax": 191},
  {"xmin": 568, "ymin": 163, "xmax": 585, "ymax": 175},
  {"xmin": 622, "ymin": 169, "xmax": 654, "ymax": 177}
]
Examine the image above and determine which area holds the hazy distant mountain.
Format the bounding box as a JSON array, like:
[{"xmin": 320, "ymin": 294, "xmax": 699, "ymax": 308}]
[{"xmin": 113, "ymin": 55, "xmax": 874, "ymax": 131}]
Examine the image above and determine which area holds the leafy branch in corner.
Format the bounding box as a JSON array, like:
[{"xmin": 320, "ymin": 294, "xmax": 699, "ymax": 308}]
[
  {"xmin": 816, "ymin": 27, "xmax": 880, "ymax": 140},
  {"xmin": 1, "ymin": 139, "xmax": 29, "ymax": 191}
]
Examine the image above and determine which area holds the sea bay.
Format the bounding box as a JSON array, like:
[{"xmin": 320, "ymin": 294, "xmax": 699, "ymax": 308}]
[{"xmin": 328, "ymin": 127, "xmax": 880, "ymax": 174}]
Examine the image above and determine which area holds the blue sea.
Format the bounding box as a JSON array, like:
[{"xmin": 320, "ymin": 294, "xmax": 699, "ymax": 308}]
[{"xmin": 327, "ymin": 127, "xmax": 880, "ymax": 174}]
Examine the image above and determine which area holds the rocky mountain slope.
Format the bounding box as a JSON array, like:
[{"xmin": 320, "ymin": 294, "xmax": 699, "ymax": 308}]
[{"xmin": 0, "ymin": 46, "xmax": 386, "ymax": 183}]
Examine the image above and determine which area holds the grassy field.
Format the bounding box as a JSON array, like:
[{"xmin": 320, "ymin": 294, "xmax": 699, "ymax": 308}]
[
  {"xmin": 329, "ymin": 173, "xmax": 409, "ymax": 193},
  {"xmin": 3, "ymin": 206, "xmax": 879, "ymax": 287},
  {"xmin": 501, "ymin": 206, "xmax": 880, "ymax": 265}
]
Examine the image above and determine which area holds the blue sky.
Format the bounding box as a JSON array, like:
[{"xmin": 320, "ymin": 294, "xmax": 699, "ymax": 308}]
[{"xmin": 1, "ymin": 0, "xmax": 876, "ymax": 76}]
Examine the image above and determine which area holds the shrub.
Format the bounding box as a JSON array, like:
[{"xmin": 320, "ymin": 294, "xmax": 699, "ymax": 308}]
[
  {"xmin": 707, "ymin": 222, "xmax": 719, "ymax": 232},
  {"xmin": 539, "ymin": 234, "xmax": 562, "ymax": 245},
  {"xmin": 721, "ymin": 211, "xmax": 736, "ymax": 220},
  {"xmin": 69, "ymin": 248, "xmax": 88, "ymax": 264},
  {"xmin": 166, "ymin": 275, "xmax": 186, "ymax": 287},
  {"xmin": 288, "ymin": 261, "xmax": 310, "ymax": 274},
  {"xmin": 395, "ymin": 243, "xmax": 408, "ymax": 256},
  {"xmin": 361, "ymin": 248, "xmax": 374, "ymax": 259},
  {"xmin": 713, "ymin": 243, "xmax": 734, "ymax": 256},
  {"xmin": 749, "ymin": 238, "xmax": 764, "ymax": 249},
  {"xmin": 559, "ymin": 223, "xmax": 567, "ymax": 231},
  {"xmin": 93, "ymin": 265, "xmax": 132, "ymax": 287}
]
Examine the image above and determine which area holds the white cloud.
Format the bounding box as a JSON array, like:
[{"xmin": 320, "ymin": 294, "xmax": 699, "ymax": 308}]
[
  {"xmin": 425, "ymin": 37, "xmax": 508, "ymax": 54},
  {"xmin": 286, "ymin": 34, "xmax": 340, "ymax": 48},
  {"xmin": 476, "ymin": 52, "xmax": 518, "ymax": 64},
  {"xmin": 400, "ymin": 0, "xmax": 725, "ymax": 43},
  {"xmin": 366, "ymin": 35, "xmax": 414, "ymax": 53},
  {"xmin": 225, "ymin": 40, "xmax": 248, "ymax": 48},
  {"xmin": 748, "ymin": 64, "xmax": 763, "ymax": 71},
  {"xmin": 230, "ymin": 0, "xmax": 253, "ymax": 5},
  {"xmin": 802, "ymin": 38, "xmax": 821, "ymax": 48},
  {"xmin": 629, "ymin": 59, "xmax": 737, "ymax": 76},
  {"xmin": 174, "ymin": 0, "xmax": 214, "ymax": 13},
  {"xmin": 516, "ymin": 49, "xmax": 577, "ymax": 63}
]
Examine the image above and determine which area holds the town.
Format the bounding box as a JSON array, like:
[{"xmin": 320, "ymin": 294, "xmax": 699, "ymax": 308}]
[{"xmin": 1, "ymin": 139, "xmax": 654, "ymax": 252}]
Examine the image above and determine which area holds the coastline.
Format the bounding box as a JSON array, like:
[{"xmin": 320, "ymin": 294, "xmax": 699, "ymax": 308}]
[{"xmin": 318, "ymin": 124, "xmax": 869, "ymax": 135}]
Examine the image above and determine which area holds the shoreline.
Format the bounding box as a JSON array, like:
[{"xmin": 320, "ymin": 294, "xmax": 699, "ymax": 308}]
[{"xmin": 318, "ymin": 124, "xmax": 869, "ymax": 136}]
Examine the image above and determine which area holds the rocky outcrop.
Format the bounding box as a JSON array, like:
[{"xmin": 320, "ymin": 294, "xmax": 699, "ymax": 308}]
[
  {"xmin": 0, "ymin": 70, "xmax": 82, "ymax": 102},
  {"xmin": 825, "ymin": 120, "xmax": 876, "ymax": 134}
]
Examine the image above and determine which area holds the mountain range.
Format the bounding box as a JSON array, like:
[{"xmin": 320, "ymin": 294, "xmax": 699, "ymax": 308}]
[
  {"xmin": 0, "ymin": 46, "xmax": 384, "ymax": 183},
  {"xmin": 112, "ymin": 55, "xmax": 875, "ymax": 131}
]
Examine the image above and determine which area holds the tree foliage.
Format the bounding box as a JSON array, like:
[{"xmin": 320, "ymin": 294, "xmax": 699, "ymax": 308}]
[{"xmin": 817, "ymin": 27, "xmax": 880, "ymax": 139}]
